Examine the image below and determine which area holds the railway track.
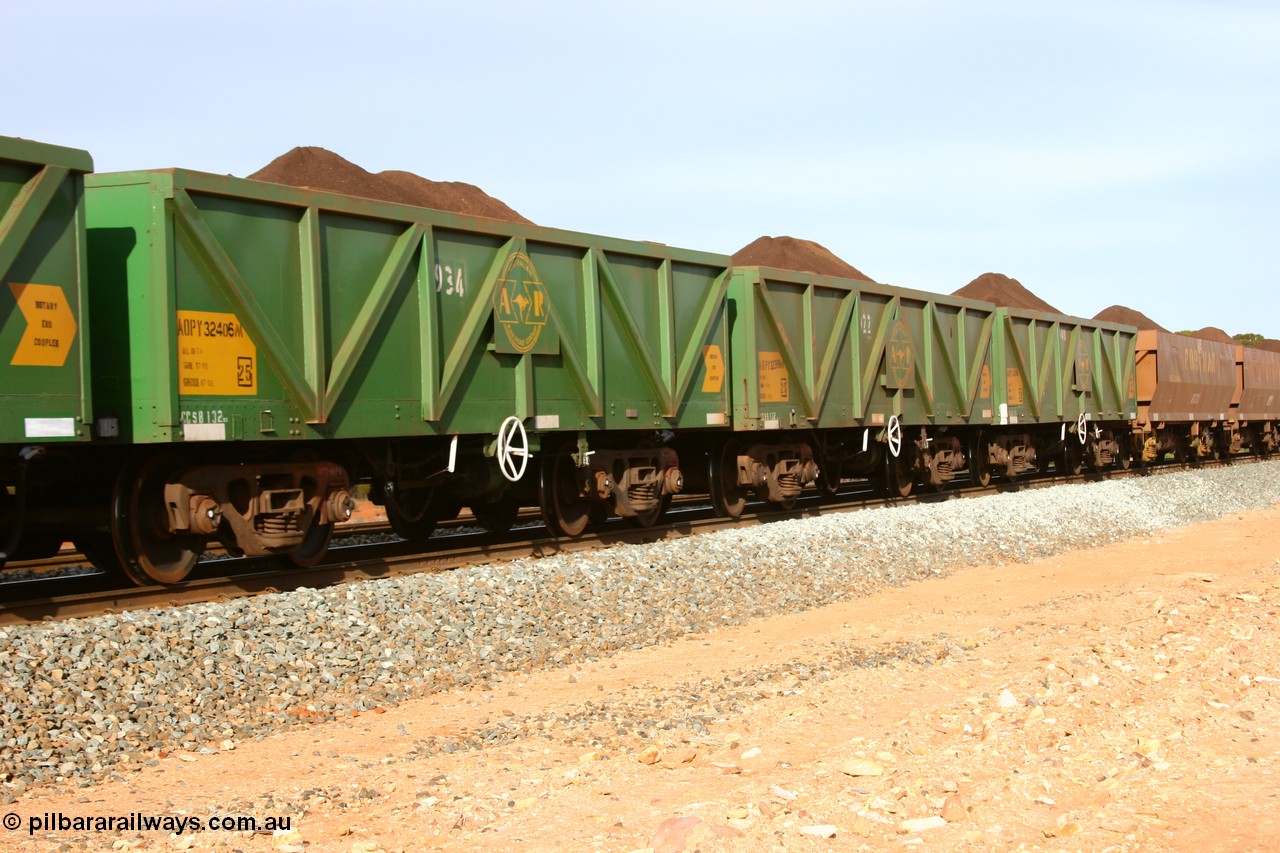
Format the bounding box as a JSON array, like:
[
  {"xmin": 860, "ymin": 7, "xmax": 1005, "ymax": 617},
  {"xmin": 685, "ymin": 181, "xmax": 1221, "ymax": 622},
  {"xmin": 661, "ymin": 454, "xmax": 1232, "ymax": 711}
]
[
  {"xmin": 0, "ymin": 518, "xmax": 397, "ymax": 579},
  {"xmin": 0, "ymin": 498, "xmax": 793, "ymax": 625},
  {"xmin": 0, "ymin": 456, "xmax": 1259, "ymax": 626}
]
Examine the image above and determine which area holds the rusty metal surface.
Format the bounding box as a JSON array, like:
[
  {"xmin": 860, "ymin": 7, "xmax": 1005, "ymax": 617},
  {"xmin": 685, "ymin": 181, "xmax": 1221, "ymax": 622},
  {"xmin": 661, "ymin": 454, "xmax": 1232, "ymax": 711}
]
[
  {"xmin": 1239, "ymin": 346, "xmax": 1280, "ymax": 420},
  {"xmin": 1135, "ymin": 330, "xmax": 1236, "ymax": 423}
]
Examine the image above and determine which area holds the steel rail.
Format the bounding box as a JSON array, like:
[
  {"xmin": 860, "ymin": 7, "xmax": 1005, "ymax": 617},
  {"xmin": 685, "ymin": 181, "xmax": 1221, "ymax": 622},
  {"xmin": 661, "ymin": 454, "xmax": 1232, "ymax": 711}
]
[{"xmin": 0, "ymin": 455, "xmax": 1262, "ymax": 626}]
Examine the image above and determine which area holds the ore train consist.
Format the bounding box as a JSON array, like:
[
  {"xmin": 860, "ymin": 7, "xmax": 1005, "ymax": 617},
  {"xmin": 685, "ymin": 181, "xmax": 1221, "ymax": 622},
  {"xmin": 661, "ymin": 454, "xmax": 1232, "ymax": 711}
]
[{"xmin": 2, "ymin": 135, "xmax": 1278, "ymax": 585}]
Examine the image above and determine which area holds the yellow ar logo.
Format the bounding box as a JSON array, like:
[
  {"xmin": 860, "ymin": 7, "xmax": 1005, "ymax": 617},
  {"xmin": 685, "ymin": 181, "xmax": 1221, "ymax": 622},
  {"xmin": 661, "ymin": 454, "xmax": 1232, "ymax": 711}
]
[{"xmin": 493, "ymin": 253, "xmax": 550, "ymax": 353}]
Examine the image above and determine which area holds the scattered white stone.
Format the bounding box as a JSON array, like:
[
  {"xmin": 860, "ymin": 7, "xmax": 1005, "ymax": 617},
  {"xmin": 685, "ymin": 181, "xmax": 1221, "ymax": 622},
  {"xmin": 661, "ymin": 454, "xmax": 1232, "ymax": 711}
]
[
  {"xmin": 840, "ymin": 758, "xmax": 885, "ymax": 777},
  {"xmin": 898, "ymin": 816, "xmax": 947, "ymax": 833},
  {"xmin": 272, "ymin": 828, "xmax": 305, "ymax": 852},
  {"xmin": 941, "ymin": 797, "xmax": 968, "ymax": 823}
]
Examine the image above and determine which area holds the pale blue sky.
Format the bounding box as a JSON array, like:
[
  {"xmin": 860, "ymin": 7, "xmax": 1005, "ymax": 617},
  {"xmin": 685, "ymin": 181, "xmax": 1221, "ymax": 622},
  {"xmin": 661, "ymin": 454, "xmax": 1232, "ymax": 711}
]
[{"xmin": 6, "ymin": 0, "xmax": 1277, "ymax": 336}]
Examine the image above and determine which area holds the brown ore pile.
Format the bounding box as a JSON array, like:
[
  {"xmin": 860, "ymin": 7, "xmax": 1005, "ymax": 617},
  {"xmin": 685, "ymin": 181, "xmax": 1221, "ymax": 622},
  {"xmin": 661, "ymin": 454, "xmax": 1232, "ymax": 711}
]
[
  {"xmin": 247, "ymin": 147, "xmax": 532, "ymax": 224},
  {"xmin": 731, "ymin": 236, "xmax": 875, "ymax": 282},
  {"xmin": 1257, "ymin": 339, "xmax": 1280, "ymax": 353},
  {"xmin": 952, "ymin": 272, "xmax": 1061, "ymax": 314},
  {"xmin": 1093, "ymin": 305, "xmax": 1167, "ymax": 331},
  {"xmin": 1189, "ymin": 326, "xmax": 1236, "ymax": 345}
]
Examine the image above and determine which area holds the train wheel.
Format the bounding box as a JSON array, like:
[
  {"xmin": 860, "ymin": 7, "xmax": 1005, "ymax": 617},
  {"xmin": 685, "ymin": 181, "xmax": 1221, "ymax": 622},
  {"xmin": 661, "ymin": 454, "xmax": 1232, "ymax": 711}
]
[
  {"xmin": 1064, "ymin": 445, "xmax": 1083, "ymax": 476},
  {"xmin": 589, "ymin": 501, "xmax": 613, "ymax": 524},
  {"xmin": 626, "ymin": 494, "xmax": 671, "ymax": 528},
  {"xmin": 708, "ymin": 440, "xmax": 747, "ymax": 518},
  {"xmin": 815, "ymin": 471, "xmax": 841, "ymax": 499},
  {"xmin": 540, "ymin": 450, "xmax": 590, "ymax": 537},
  {"xmin": 472, "ymin": 495, "xmax": 519, "ymax": 534},
  {"xmin": 885, "ymin": 450, "xmax": 914, "ymax": 499},
  {"xmin": 74, "ymin": 533, "xmax": 125, "ymax": 576},
  {"xmin": 0, "ymin": 489, "xmax": 10, "ymax": 565},
  {"xmin": 111, "ymin": 452, "xmax": 205, "ymax": 586},
  {"xmin": 768, "ymin": 493, "xmax": 799, "ymax": 512},
  {"xmin": 281, "ymin": 450, "xmax": 341, "ymax": 566},
  {"xmin": 285, "ymin": 516, "xmax": 334, "ymax": 568},
  {"xmin": 1189, "ymin": 437, "xmax": 1206, "ymax": 468},
  {"xmin": 1133, "ymin": 437, "xmax": 1156, "ymax": 469},
  {"xmin": 1116, "ymin": 441, "xmax": 1132, "ymax": 471},
  {"xmin": 385, "ymin": 487, "xmax": 438, "ymax": 542},
  {"xmin": 435, "ymin": 496, "xmax": 463, "ymax": 522},
  {"xmin": 813, "ymin": 447, "xmax": 840, "ymax": 499},
  {"xmin": 0, "ymin": 491, "xmax": 64, "ymax": 563},
  {"xmin": 7, "ymin": 534, "xmax": 63, "ymax": 562},
  {"xmin": 969, "ymin": 432, "xmax": 992, "ymax": 488}
]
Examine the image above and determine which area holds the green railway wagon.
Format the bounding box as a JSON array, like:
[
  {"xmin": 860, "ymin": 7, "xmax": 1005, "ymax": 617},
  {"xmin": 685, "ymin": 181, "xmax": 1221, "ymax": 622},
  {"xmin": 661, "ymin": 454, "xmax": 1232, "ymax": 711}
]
[
  {"xmin": 715, "ymin": 266, "xmax": 996, "ymax": 508},
  {"xmin": 988, "ymin": 308, "xmax": 1137, "ymax": 477},
  {"xmin": 0, "ymin": 136, "xmax": 93, "ymax": 565},
  {"xmin": 1, "ymin": 137, "xmax": 93, "ymax": 444},
  {"xmin": 83, "ymin": 168, "xmax": 733, "ymax": 582}
]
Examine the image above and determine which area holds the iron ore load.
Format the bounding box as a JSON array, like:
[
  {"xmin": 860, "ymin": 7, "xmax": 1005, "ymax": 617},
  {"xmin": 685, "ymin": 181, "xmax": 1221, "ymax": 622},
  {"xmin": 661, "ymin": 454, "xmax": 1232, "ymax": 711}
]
[{"xmin": 2, "ymin": 133, "xmax": 1277, "ymax": 585}]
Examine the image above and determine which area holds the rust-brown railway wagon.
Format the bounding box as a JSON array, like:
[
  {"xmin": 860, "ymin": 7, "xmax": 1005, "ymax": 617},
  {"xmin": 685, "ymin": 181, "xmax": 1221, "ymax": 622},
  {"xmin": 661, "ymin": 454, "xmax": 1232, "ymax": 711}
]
[
  {"xmin": 1235, "ymin": 345, "xmax": 1280, "ymax": 455},
  {"xmin": 1134, "ymin": 330, "xmax": 1265, "ymax": 462}
]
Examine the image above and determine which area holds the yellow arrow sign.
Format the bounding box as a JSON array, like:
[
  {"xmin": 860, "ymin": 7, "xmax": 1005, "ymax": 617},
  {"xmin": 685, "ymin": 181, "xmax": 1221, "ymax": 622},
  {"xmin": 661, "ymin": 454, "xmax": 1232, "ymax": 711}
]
[
  {"xmin": 8, "ymin": 282, "xmax": 77, "ymax": 367},
  {"xmin": 701, "ymin": 344, "xmax": 725, "ymax": 394}
]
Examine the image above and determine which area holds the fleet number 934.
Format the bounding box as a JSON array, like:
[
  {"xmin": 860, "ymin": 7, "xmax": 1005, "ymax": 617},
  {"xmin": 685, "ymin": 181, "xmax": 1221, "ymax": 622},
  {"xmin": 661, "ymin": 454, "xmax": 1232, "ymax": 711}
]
[{"xmin": 436, "ymin": 264, "xmax": 465, "ymax": 297}]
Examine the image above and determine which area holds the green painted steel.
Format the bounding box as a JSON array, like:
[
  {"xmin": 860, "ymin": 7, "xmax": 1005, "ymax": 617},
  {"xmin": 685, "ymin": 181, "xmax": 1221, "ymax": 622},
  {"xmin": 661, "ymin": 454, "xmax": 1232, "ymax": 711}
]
[
  {"xmin": 991, "ymin": 309, "xmax": 1137, "ymax": 428},
  {"xmin": 0, "ymin": 136, "xmax": 93, "ymax": 445},
  {"xmin": 726, "ymin": 267, "xmax": 996, "ymax": 431},
  {"xmin": 84, "ymin": 169, "xmax": 733, "ymax": 445}
]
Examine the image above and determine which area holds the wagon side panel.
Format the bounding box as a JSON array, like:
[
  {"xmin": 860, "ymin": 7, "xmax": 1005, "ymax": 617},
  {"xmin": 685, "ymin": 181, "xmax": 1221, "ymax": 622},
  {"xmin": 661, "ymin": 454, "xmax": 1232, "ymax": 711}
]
[
  {"xmin": 1143, "ymin": 331, "xmax": 1236, "ymax": 422},
  {"xmin": 1239, "ymin": 346, "xmax": 1280, "ymax": 421},
  {"xmin": 88, "ymin": 169, "xmax": 734, "ymax": 446},
  {"xmin": 0, "ymin": 137, "xmax": 93, "ymax": 445}
]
